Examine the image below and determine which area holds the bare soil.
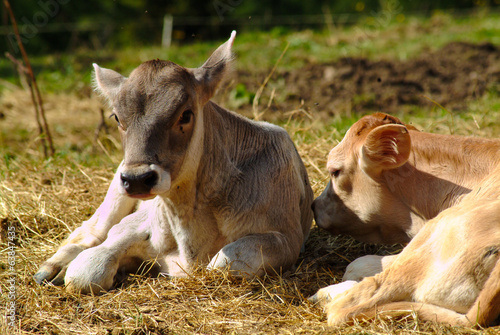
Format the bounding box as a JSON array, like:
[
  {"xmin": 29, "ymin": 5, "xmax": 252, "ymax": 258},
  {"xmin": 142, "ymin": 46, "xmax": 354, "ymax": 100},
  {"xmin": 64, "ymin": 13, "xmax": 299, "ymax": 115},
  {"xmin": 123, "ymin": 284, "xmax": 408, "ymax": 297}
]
[{"xmin": 235, "ymin": 42, "xmax": 500, "ymax": 118}]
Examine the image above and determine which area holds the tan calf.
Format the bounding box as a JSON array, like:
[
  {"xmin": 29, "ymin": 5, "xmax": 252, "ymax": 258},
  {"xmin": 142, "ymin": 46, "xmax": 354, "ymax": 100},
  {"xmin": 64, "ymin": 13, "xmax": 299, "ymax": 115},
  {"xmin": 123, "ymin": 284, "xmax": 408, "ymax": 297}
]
[
  {"xmin": 312, "ymin": 113, "xmax": 500, "ymax": 281},
  {"xmin": 318, "ymin": 162, "xmax": 500, "ymax": 327},
  {"xmin": 311, "ymin": 113, "xmax": 500, "ymax": 326},
  {"xmin": 34, "ymin": 32, "xmax": 313, "ymax": 293}
]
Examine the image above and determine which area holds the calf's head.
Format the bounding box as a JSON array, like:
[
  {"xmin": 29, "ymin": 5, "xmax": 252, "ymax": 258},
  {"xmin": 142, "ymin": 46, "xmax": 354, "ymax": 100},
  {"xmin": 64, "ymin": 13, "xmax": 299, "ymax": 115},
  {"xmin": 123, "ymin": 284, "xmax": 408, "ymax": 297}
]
[
  {"xmin": 94, "ymin": 31, "xmax": 236, "ymax": 199},
  {"xmin": 312, "ymin": 113, "xmax": 414, "ymax": 243}
]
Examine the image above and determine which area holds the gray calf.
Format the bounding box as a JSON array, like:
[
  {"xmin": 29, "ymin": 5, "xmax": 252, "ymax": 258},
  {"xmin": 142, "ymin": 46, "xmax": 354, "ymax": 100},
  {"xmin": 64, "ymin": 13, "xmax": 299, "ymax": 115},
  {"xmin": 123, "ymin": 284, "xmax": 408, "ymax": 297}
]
[{"xmin": 34, "ymin": 31, "xmax": 313, "ymax": 293}]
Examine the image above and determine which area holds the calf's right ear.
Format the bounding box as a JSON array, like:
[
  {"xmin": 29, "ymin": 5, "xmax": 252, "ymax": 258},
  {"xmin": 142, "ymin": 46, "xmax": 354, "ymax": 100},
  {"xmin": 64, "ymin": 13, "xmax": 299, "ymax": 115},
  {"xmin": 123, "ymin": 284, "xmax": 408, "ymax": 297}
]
[
  {"xmin": 360, "ymin": 124, "xmax": 411, "ymax": 178},
  {"xmin": 93, "ymin": 63, "xmax": 126, "ymax": 101}
]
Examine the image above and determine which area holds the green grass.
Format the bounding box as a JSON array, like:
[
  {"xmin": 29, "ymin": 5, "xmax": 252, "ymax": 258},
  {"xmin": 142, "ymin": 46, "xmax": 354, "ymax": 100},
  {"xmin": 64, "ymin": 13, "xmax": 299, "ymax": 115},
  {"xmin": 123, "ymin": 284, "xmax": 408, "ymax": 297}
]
[{"xmin": 2, "ymin": 10, "xmax": 500, "ymax": 93}]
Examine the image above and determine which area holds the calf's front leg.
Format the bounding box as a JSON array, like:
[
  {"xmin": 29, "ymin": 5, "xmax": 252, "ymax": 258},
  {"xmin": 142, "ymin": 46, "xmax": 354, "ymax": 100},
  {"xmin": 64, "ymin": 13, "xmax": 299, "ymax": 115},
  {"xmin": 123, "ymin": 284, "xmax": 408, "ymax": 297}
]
[
  {"xmin": 34, "ymin": 162, "xmax": 137, "ymax": 285},
  {"xmin": 207, "ymin": 231, "xmax": 302, "ymax": 277},
  {"xmin": 309, "ymin": 281, "xmax": 359, "ymax": 306},
  {"xmin": 309, "ymin": 254, "xmax": 398, "ymax": 307},
  {"xmin": 64, "ymin": 208, "xmax": 159, "ymax": 294}
]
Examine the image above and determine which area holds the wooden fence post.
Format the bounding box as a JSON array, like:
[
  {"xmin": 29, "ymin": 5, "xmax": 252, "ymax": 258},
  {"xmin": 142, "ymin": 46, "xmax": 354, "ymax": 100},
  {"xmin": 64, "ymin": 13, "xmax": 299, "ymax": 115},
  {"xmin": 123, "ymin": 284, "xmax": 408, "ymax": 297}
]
[{"xmin": 162, "ymin": 15, "xmax": 173, "ymax": 48}]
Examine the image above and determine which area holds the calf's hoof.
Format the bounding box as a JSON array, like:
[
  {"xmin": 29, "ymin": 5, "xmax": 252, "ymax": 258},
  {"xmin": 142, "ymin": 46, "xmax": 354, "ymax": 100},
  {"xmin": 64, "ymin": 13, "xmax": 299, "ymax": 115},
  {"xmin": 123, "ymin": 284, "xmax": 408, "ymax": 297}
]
[
  {"xmin": 34, "ymin": 262, "xmax": 66, "ymax": 286},
  {"xmin": 34, "ymin": 243, "xmax": 87, "ymax": 286}
]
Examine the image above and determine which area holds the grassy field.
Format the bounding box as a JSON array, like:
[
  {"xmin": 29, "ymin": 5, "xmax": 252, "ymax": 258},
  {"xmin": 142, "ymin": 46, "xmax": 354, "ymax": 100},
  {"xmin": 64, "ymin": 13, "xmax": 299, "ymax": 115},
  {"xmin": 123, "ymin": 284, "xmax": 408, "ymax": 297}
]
[{"xmin": 1, "ymin": 10, "xmax": 500, "ymax": 334}]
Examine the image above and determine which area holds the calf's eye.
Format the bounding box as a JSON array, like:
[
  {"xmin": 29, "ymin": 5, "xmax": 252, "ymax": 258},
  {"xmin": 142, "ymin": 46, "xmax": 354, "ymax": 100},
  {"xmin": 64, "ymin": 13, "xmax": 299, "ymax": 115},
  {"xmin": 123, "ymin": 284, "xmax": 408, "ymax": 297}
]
[
  {"xmin": 331, "ymin": 169, "xmax": 341, "ymax": 178},
  {"xmin": 110, "ymin": 113, "xmax": 120, "ymax": 125},
  {"xmin": 178, "ymin": 110, "xmax": 193, "ymax": 124}
]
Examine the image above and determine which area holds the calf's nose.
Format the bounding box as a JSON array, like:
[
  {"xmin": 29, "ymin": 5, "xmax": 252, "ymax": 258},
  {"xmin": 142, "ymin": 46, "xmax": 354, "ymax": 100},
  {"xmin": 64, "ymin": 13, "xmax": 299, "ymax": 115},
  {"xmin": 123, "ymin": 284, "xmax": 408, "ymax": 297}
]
[{"xmin": 120, "ymin": 170, "xmax": 158, "ymax": 195}]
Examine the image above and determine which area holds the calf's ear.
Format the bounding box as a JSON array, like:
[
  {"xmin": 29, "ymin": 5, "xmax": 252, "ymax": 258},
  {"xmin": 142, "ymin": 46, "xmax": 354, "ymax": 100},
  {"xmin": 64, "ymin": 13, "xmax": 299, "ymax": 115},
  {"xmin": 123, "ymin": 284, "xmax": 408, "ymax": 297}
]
[
  {"xmin": 93, "ymin": 63, "xmax": 126, "ymax": 101},
  {"xmin": 193, "ymin": 30, "xmax": 236, "ymax": 103},
  {"xmin": 360, "ymin": 124, "xmax": 411, "ymax": 177}
]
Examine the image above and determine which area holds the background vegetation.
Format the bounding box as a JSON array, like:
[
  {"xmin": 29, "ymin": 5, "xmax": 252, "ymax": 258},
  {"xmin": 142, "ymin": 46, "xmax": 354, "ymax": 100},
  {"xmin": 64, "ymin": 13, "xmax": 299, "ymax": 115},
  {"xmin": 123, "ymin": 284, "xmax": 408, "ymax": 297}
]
[
  {"xmin": 1, "ymin": 0, "xmax": 500, "ymax": 54},
  {"xmin": 0, "ymin": 2, "xmax": 500, "ymax": 334}
]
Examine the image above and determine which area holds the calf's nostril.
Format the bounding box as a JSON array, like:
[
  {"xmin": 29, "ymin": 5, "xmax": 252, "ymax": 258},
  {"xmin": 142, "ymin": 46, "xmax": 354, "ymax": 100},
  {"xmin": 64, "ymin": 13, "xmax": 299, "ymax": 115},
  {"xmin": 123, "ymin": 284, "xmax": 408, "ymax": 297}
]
[
  {"xmin": 120, "ymin": 170, "xmax": 158, "ymax": 194},
  {"xmin": 120, "ymin": 173, "xmax": 131, "ymax": 190},
  {"xmin": 143, "ymin": 171, "xmax": 158, "ymax": 188}
]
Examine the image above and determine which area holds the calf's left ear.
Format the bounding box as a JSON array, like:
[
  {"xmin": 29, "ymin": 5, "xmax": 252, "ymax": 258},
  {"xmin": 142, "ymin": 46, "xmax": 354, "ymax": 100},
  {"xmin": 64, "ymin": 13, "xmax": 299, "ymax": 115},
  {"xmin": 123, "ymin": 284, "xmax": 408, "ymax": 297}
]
[
  {"xmin": 93, "ymin": 63, "xmax": 126, "ymax": 101},
  {"xmin": 360, "ymin": 124, "xmax": 411, "ymax": 178},
  {"xmin": 193, "ymin": 30, "xmax": 236, "ymax": 103}
]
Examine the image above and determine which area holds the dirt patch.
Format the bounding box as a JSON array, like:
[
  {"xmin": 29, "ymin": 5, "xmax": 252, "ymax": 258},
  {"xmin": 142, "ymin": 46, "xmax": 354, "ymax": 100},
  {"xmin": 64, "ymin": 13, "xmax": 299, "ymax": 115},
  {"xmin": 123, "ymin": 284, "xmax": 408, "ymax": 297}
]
[{"xmin": 236, "ymin": 42, "xmax": 500, "ymax": 117}]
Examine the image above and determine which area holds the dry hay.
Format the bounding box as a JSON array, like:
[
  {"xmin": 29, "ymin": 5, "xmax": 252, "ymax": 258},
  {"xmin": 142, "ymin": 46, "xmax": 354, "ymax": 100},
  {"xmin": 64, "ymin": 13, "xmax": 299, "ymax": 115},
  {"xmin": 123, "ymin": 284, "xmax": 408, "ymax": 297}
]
[{"xmin": 1, "ymin": 82, "xmax": 500, "ymax": 335}]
